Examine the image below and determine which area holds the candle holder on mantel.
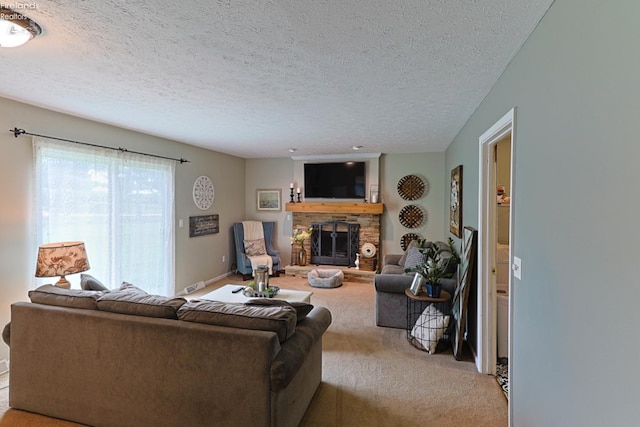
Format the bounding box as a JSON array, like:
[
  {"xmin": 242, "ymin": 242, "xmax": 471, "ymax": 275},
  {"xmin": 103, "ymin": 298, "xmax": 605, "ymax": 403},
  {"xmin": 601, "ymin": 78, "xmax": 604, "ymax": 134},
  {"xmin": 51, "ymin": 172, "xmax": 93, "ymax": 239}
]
[
  {"xmin": 297, "ymin": 192, "xmax": 302, "ymax": 203},
  {"xmin": 290, "ymin": 187, "xmax": 295, "ymax": 203}
]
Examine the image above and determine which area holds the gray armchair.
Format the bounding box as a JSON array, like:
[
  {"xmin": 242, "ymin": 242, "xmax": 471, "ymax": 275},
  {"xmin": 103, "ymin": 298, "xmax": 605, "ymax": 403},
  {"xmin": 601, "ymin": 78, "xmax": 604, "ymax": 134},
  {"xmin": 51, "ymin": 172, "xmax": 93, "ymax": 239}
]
[{"xmin": 233, "ymin": 222, "xmax": 281, "ymax": 280}]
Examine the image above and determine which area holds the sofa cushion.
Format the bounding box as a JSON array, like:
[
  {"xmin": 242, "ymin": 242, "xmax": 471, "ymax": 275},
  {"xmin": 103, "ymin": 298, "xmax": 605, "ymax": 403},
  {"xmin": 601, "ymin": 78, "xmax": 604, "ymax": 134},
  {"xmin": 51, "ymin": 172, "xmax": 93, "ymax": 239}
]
[
  {"xmin": 244, "ymin": 298, "xmax": 314, "ymax": 322},
  {"xmin": 28, "ymin": 284, "xmax": 103, "ymax": 310},
  {"xmin": 80, "ymin": 274, "xmax": 109, "ymax": 291},
  {"xmin": 380, "ymin": 264, "xmax": 405, "ymax": 275},
  {"xmin": 177, "ymin": 300, "xmax": 297, "ymax": 342},
  {"xmin": 97, "ymin": 291, "xmax": 186, "ymax": 319},
  {"xmin": 440, "ymin": 251, "xmax": 458, "ymax": 275},
  {"xmin": 270, "ymin": 308, "xmax": 327, "ymax": 392}
]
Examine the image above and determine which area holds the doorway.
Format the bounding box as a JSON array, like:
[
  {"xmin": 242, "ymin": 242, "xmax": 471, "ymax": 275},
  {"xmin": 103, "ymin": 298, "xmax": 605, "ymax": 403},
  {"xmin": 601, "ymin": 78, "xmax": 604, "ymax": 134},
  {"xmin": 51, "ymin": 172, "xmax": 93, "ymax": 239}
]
[
  {"xmin": 494, "ymin": 135, "xmax": 511, "ymax": 399},
  {"xmin": 477, "ymin": 108, "xmax": 515, "ymax": 418}
]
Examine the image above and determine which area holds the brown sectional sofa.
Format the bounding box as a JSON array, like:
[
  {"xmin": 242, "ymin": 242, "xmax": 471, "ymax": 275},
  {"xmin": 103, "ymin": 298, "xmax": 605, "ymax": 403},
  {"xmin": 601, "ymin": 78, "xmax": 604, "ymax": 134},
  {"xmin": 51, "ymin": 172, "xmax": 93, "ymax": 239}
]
[{"xmin": 8, "ymin": 285, "xmax": 332, "ymax": 427}]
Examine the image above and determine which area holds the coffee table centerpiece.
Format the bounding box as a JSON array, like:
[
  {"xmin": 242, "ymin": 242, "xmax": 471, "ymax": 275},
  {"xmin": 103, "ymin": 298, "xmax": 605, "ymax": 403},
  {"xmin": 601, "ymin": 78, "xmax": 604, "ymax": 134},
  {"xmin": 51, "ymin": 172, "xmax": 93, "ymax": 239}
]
[{"xmin": 242, "ymin": 285, "xmax": 280, "ymax": 298}]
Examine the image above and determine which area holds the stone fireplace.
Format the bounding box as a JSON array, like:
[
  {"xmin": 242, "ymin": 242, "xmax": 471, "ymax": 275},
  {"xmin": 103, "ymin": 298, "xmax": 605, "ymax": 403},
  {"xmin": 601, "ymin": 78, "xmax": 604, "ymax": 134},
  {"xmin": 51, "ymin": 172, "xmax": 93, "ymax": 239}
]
[{"xmin": 287, "ymin": 202, "xmax": 383, "ymax": 272}]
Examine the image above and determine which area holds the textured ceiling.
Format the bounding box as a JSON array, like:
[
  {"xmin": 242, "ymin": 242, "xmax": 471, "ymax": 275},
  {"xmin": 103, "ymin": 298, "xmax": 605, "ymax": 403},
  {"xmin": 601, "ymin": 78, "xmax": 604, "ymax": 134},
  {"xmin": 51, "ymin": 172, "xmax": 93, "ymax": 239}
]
[{"xmin": 0, "ymin": 0, "xmax": 554, "ymax": 159}]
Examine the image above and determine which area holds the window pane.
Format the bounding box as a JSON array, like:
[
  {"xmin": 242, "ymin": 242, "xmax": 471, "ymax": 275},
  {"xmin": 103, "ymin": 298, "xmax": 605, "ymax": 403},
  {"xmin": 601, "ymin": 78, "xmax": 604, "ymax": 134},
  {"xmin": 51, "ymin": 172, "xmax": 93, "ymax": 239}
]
[{"xmin": 34, "ymin": 138, "xmax": 175, "ymax": 295}]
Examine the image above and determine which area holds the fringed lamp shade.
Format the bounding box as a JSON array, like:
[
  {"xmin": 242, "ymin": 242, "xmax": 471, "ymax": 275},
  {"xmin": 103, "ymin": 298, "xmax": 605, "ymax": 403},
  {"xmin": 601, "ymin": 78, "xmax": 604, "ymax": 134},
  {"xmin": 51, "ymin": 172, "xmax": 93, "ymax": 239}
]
[{"xmin": 35, "ymin": 241, "xmax": 90, "ymax": 289}]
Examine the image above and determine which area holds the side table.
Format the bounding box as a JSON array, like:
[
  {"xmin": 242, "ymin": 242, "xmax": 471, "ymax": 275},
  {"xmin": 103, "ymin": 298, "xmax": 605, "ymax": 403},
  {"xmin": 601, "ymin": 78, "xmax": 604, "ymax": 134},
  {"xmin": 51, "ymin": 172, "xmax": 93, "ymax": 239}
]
[{"xmin": 405, "ymin": 288, "xmax": 452, "ymax": 353}]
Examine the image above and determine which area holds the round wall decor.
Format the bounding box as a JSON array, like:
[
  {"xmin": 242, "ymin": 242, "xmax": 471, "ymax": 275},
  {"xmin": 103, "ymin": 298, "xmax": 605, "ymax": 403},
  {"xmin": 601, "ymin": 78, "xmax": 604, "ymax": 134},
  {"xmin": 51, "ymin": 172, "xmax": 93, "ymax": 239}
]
[
  {"xmin": 401, "ymin": 233, "xmax": 421, "ymax": 251},
  {"xmin": 398, "ymin": 205, "xmax": 424, "ymax": 228},
  {"xmin": 193, "ymin": 175, "xmax": 215, "ymax": 210},
  {"xmin": 361, "ymin": 243, "xmax": 376, "ymax": 258},
  {"xmin": 397, "ymin": 175, "xmax": 426, "ymax": 201}
]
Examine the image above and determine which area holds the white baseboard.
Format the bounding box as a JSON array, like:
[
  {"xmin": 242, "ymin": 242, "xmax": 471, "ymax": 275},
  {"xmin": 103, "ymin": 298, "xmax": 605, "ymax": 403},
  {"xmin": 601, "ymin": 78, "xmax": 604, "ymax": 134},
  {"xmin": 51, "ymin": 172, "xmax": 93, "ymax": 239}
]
[
  {"xmin": 205, "ymin": 271, "xmax": 234, "ymax": 285},
  {"xmin": 175, "ymin": 272, "xmax": 235, "ymax": 296}
]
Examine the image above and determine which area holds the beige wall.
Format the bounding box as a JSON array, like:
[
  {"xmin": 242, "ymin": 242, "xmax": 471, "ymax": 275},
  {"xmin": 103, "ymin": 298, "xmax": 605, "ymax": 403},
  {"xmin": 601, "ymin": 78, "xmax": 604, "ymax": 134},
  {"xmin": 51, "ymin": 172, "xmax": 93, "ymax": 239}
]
[
  {"xmin": 0, "ymin": 97, "xmax": 245, "ymax": 361},
  {"xmin": 243, "ymin": 158, "xmax": 294, "ymax": 266},
  {"xmin": 380, "ymin": 153, "xmax": 446, "ymax": 256}
]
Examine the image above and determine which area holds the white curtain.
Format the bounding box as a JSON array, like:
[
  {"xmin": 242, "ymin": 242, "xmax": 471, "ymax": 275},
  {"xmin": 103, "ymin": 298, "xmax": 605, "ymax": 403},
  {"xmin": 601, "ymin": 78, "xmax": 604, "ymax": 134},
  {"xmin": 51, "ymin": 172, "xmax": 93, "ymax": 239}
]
[{"xmin": 33, "ymin": 137, "xmax": 175, "ymax": 296}]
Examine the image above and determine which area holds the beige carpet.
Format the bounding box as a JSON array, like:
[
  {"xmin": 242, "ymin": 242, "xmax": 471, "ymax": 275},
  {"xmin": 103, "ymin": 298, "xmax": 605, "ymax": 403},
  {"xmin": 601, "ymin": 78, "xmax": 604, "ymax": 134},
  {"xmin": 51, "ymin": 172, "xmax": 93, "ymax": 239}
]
[{"xmin": 0, "ymin": 275, "xmax": 507, "ymax": 426}]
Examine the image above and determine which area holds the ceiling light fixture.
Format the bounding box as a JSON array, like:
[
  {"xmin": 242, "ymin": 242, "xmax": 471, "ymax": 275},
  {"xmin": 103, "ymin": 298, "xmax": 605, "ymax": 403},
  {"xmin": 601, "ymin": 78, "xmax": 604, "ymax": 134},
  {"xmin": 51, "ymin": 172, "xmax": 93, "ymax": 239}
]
[
  {"xmin": 288, "ymin": 148, "xmax": 297, "ymax": 153},
  {"xmin": 0, "ymin": 7, "xmax": 41, "ymax": 48},
  {"xmin": 352, "ymin": 145, "xmax": 363, "ymax": 150}
]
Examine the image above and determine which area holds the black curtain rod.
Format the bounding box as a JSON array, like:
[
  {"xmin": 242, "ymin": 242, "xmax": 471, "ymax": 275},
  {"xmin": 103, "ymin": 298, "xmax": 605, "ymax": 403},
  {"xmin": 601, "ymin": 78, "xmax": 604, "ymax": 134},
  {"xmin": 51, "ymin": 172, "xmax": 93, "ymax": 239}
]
[{"xmin": 9, "ymin": 127, "xmax": 190, "ymax": 164}]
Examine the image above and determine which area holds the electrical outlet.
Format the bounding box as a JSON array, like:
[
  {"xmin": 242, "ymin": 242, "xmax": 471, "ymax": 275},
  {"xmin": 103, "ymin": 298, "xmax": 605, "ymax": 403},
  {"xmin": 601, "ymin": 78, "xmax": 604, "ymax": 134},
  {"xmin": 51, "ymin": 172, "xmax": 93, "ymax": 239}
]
[
  {"xmin": 178, "ymin": 219, "xmax": 184, "ymax": 228},
  {"xmin": 512, "ymin": 256, "xmax": 522, "ymax": 280},
  {"xmin": 222, "ymin": 255, "xmax": 226, "ymax": 263}
]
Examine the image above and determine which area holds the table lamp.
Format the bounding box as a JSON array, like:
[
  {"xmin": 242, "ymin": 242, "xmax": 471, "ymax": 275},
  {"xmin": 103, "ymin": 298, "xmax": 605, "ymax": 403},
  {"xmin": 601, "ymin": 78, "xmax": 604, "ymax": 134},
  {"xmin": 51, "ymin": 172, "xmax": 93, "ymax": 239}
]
[{"xmin": 35, "ymin": 241, "xmax": 90, "ymax": 289}]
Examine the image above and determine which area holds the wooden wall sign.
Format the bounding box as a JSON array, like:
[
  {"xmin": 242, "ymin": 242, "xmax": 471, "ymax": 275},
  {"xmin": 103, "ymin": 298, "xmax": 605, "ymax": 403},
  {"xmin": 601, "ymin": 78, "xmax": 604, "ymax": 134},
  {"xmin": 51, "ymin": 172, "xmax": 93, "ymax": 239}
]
[{"xmin": 189, "ymin": 214, "xmax": 219, "ymax": 237}]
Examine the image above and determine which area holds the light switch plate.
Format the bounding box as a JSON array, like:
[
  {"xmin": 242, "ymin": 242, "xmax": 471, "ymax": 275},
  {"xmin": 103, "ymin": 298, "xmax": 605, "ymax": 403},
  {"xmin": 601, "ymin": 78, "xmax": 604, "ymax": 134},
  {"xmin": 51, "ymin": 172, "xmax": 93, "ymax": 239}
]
[{"xmin": 512, "ymin": 256, "xmax": 522, "ymax": 280}]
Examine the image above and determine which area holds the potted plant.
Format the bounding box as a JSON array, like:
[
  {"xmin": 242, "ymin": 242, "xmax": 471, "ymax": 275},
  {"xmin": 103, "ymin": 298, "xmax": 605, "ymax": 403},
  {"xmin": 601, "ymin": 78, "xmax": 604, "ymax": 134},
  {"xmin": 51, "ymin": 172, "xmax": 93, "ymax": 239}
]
[{"xmin": 406, "ymin": 238, "xmax": 458, "ymax": 297}]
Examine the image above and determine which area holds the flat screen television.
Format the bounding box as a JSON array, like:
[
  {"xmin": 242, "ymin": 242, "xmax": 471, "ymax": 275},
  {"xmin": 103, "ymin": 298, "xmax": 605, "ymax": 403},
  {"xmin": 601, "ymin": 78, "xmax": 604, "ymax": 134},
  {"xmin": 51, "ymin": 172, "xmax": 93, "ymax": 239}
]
[{"xmin": 304, "ymin": 162, "xmax": 366, "ymax": 199}]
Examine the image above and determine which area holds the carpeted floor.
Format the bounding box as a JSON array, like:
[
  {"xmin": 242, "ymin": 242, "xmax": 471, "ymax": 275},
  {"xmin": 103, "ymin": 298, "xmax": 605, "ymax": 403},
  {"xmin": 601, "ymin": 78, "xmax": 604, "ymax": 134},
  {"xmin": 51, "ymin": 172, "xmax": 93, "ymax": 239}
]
[{"xmin": 0, "ymin": 274, "xmax": 507, "ymax": 426}]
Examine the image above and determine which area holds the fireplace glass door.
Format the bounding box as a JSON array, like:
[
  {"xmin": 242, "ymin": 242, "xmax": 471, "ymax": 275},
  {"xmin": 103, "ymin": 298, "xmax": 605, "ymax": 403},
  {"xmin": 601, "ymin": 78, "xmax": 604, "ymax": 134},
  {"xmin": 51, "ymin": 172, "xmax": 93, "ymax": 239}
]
[{"xmin": 311, "ymin": 221, "xmax": 359, "ymax": 266}]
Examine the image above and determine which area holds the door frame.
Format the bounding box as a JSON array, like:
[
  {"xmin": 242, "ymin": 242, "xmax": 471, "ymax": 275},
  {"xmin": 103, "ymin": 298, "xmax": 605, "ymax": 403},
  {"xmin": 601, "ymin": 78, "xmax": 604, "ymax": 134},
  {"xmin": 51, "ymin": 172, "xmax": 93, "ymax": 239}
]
[{"xmin": 477, "ymin": 108, "xmax": 516, "ymax": 381}]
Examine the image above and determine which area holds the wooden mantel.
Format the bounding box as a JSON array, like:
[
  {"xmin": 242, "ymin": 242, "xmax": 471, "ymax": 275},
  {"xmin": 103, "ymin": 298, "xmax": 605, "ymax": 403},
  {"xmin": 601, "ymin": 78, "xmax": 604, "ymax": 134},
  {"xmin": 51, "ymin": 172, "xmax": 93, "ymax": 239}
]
[{"xmin": 285, "ymin": 202, "xmax": 384, "ymax": 214}]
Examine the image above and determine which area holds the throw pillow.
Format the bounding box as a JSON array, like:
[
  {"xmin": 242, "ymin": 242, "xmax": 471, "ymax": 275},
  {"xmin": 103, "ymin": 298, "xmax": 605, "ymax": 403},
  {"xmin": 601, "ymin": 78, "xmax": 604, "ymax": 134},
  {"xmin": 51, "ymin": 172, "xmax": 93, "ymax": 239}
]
[
  {"xmin": 244, "ymin": 239, "xmax": 267, "ymax": 256},
  {"xmin": 399, "ymin": 240, "xmax": 433, "ymax": 266},
  {"xmin": 177, "ymin": 300, "xmax": 297, "ymax": 343},
  {"xmin": 80, "ymin": 273, "xmax": 109, "ymax": 291},
  {"xmin": 97, "ymin": 291, "xmax": 186, "ymax": 319},
  {"xmin": 398, "ymin": 240, "xmax": 418, "ymax": 266},
  {"xmin": 119, "ymin": 282, "xmax": 148, "ymax": 294},
  {"xmin": 244, "ymin": 298, "xmax": 314, "ymax": 322},
  {"xmin": 410, "ymin": 305, "xmax": 450, "ymax": 354},
  {"xmin": 28, "ymin": 284, "xmax": 103, "ymax": 310},
  {"xmin": 403, "ymin": 246, "xmax": 425, "ymax": 270}
]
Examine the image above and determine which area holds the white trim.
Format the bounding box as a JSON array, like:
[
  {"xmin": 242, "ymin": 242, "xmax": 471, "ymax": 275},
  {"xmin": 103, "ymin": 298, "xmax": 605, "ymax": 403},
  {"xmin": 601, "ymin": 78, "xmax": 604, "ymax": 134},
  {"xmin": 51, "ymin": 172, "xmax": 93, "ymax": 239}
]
[
  {"xmin": 477, "ymin": 109, "xmax": 514, "ymax": 373},
  {"xmin": 291, "ymin": 152, "xmax": 381, "ymax": 161},
  {"xmin": 478, "ymin": 107, "xmax": 516, "ymax": 426},
  {"xmin": 205, "ymin": 271, "xmax": 234, "ymax": 286}
]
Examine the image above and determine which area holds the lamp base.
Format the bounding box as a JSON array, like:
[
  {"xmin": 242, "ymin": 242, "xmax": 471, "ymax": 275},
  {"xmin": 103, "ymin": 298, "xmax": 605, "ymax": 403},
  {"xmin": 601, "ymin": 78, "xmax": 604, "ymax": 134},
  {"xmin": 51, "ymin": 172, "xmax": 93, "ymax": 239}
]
[{"xmin": 55, "ymin": 276, "xmax": 70, "ymax": 289}]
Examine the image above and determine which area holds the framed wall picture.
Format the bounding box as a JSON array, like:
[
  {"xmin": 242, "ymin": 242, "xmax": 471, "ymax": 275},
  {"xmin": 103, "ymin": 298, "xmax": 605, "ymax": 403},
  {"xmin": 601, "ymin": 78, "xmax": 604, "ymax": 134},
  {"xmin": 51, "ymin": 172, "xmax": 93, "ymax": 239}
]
[
  {"xmin": 256, "ymin": 189, "xmax": 281, "ymax": 211},
  {"xmin": 450, "ymin": 165, "xmax": 463, "ymax": 238}
]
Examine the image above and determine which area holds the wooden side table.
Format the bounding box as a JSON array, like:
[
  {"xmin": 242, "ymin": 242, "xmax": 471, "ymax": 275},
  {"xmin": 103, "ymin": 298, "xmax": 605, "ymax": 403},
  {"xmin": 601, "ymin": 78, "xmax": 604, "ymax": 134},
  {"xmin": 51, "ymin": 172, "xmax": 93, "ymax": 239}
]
[{"xmin": 405, "ymin": 288, "xmax": 452, "ymax": 353}]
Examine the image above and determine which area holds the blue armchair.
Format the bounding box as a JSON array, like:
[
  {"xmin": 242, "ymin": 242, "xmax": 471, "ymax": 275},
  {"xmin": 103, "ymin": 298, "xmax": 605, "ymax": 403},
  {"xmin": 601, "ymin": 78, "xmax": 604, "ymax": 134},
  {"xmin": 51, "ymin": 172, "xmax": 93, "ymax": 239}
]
[{"xmin": 233, "ymin": 221, "xmax": 281, "ymax": 280}]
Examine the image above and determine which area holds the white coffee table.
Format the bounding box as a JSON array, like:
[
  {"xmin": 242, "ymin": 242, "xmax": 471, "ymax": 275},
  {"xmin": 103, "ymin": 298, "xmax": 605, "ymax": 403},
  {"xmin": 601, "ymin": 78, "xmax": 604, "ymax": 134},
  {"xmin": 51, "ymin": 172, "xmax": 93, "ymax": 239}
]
[{"xmin": 194, "ymin": 284, "xmax": 313, "ymax": 304}]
